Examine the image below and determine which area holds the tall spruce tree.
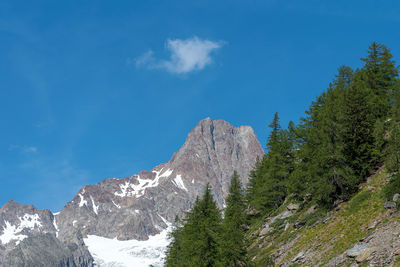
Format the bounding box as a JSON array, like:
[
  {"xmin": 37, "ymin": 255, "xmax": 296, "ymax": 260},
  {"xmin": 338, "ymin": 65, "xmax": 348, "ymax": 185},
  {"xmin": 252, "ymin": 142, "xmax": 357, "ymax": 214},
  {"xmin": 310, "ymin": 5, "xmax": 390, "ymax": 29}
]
[
  {"xmin": 164, "ymin": 185, "xmax": 222, "ymax": 267},
  {"xmin": 247, "ymin": 113, "xmax": 294, "ymax": 214},
  {"xmin": 164, "ymin": 216, "xmax": 184, "ymax": 267},
  {"xmin": 341, "ymin": 73, "xmax": 376, "ymax": 180},
  {"xmin": 386, "ymin": 123, "xmax": 400, "ymax": 173},
  {"xmin": 218, "ymin": 171, "xmax": 249, "ymax": 267},
  {"xmin": 360, "ymin": 42, "xmax": 399, "ymax": 120},
  {"xmin": 392, "ymin": 80, "xmax": 400, "ymax": 122},
  {"xmin": 267, "ymin": 112, "xmax": 281, "ymax": 152},
  {"xmin": 313, "ymin": 67, "xmax": 358, "ymax": 202},
  {"xmin": 288, "ymin": 66, "xmax": 358, "ymax": 205}
]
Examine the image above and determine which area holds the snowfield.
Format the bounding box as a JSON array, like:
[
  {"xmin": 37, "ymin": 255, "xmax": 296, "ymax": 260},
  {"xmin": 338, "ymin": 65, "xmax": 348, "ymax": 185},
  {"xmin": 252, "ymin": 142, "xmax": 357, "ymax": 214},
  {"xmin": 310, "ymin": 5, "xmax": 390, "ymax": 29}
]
[
  {"xmin": 84, "ymin": 225, "xmax": 172, "ymax": 267},
  {"xmin": 0, "ymin": 213, "xmax": 42, "ymax": 245}
]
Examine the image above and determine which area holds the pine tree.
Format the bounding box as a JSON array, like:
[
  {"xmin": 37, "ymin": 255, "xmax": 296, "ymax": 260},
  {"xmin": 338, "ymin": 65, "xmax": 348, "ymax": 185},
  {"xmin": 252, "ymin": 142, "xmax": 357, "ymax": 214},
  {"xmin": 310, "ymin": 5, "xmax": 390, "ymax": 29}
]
[
  {"xmin": 341, "ymin": 74, "xmax": 376, "ymax": 180},
  {"xmin": 360, "ymin": 42, "xmax": 399, "ymax": 120},
  {"xmin": 288, "ymin": 66, "xmax": 358, "ymax": 205},
  {"xmin": 164, "ymin": 216, "xmax": 184, "ymax": 267},
  {"xmin": 218, "ymin": 171, "xmax": 249, "ymax": 267},
  {"xmin": 245, "ymin": 157, "xmax": 264, "ymax": 212},
  {"xmin": 386, "ymin": 123, "xmax": 400, "ymax": 173},
  {"xmin": 164, "ymin": 185, "xmax": 222, "ymax": 267},
  {"xmin": 247, "ymin": 113, "xmax": 294, "ymax": 214},
  {"xmin": 392, "ymin": 80, "xmax": 400, "ymax": 122},
  {"xmin": 267, "ymin": 112, "xmax": 281, "ymax": 152}
]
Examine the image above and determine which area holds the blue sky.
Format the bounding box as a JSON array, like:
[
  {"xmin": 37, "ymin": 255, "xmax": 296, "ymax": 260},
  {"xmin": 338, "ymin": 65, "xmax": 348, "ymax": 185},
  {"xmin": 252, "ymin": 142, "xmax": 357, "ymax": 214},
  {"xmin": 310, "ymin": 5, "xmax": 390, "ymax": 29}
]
[{"xmin": 1, "ymin": 0, "xmax": 400, "ymax": 212}]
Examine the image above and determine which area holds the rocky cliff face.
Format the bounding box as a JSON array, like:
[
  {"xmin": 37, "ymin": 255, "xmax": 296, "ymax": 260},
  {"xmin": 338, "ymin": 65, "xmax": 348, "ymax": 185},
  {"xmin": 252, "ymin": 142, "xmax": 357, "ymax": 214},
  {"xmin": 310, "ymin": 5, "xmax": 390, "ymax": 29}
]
[
  {"xmin": 0, "ymin": 200, "xmax": 93, "ymax": 266},
  {"xmin": 0, "ymin": 118, "xmax": 263, "ymax": 266}
]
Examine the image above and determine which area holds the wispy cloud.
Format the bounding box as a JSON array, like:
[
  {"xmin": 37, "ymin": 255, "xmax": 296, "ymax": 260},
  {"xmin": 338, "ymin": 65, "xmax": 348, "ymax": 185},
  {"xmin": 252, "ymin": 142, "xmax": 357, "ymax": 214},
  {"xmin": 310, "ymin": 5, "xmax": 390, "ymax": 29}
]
[
  {"xmin": 136, "ymin": 36, "xmax": 224, "ymax": 74},
  {"xmin": 9, "ymin": 145, "xmax": 38, "ymax": 153}
]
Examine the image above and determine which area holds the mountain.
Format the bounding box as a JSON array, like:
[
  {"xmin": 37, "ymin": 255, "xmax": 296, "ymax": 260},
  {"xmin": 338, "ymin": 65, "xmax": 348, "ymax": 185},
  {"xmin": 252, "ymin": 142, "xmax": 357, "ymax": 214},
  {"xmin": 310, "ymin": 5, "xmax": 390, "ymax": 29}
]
[
  {"xmin": 0, "ymin": 118, "xmax": 263, "ymax": 266},
  {"xmin": 0, "ymin": 200, "xmax": 93, "ymax": 266}
]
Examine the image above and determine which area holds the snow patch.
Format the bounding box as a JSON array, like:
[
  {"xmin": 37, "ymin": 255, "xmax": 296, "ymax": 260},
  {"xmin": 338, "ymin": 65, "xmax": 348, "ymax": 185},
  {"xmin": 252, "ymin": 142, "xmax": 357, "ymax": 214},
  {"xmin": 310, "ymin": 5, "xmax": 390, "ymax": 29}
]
[
  {"xmin": 78, "ymin": 194, "xmax": 88, "ymax": 207},
  {"xmin": 90, "ymin": 196, "xmax": 99, "ymax": 215},
  {"xmin": 134, "ymin": 210, "xmax": 140, "ymax": 214},
  {"xmin": 160, "ymin": 168, "xmax": 173, "ymax": 177},
  {"xmin": 0, "ymin": 214, "xmax": 42, "ymax": 245},
  {"xmin": 172, "ymin": 175, "xmax": 187, "ymax": 191},
  {"xmin": 158, "ymin": 214, "xmax": 169, "ymax": 225},
  {"xmin": 114, "ymin": 168, "xmax": 173, "ymax": 198},
  {"xmin": 112, "ymin": 200, "xmax": 121, "ymax": 209},
  {"xmin": 84, "ymin": 223, "xmax": 172, "ymax": 267},
  {"xmin": 0, "ymin": 221, "xmax": 27, "ymax": 245},
  {"xmin": 53, "ymin": 217, "xmax": 59, "ymax": 238}
]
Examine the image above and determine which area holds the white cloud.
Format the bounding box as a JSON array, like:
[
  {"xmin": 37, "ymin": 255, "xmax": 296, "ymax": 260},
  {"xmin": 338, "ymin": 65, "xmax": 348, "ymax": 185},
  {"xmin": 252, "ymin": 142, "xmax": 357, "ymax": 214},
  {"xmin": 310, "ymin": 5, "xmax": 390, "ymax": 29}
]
[{"xmin": 136, "ymin": 37, "xmax": 224, "ymax": 74}]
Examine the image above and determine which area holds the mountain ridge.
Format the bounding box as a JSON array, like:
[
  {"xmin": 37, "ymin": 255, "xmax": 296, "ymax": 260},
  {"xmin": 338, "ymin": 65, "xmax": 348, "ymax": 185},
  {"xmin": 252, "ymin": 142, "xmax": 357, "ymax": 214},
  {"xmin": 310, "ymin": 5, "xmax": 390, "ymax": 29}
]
[{"xmin": 0, "ymin": 118, "xmax": 263, "ymax": 266}]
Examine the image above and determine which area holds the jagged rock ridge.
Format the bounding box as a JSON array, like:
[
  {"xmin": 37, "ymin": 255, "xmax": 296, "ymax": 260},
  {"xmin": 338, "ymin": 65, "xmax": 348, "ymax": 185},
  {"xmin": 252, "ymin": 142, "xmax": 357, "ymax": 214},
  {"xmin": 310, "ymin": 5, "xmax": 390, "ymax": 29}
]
[{"xmin": 0, "ymin": 118, "xmax": 263, "ymax": 266}]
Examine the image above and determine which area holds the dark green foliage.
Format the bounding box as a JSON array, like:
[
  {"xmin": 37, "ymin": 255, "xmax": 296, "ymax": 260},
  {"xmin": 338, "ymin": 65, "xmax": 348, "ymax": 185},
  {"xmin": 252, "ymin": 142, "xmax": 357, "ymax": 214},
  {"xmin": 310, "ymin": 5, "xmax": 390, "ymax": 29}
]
[
  {"xmin": 217, "ymin": 171, "xmax": 249, "ymax": 267},
  {"xmin": 341, "ymin": 74, "xmax": 376, "ymax": 179},
  {"xmin": 267, "ymin": 112, "xmax": 281, "ymax": 152},
  {"xmin": 392, "ymin": 80, "xmax": 400, "ymax": 122},
  {"xmin": 383, "ymin": 174, "xmax": 400, "ymax": 201},
  {"xmin": 360, "ymin": 42, "xmax": 399, "ymax": 120},
  {"xmin": 165, "ymin": 185, "xmax": 222, "ymax": 267},
  {"xmin": 260, "ymin": 256, "xmax": 275, "ymax": 267},
  {"xmin": 165, "ymin": 180, "xmax": 251, "ymax": 267},
  {"xmin": 249, "ymin": 43, "xmax": 399, "ymax": 211},
  {"xmin": 372, "ymin": 118, "xmax": 387, "ymax": 164},
  {"xmin": 386, "ymin": 123, "xmax": 400, "ymax": 173},
  {"xmin": 164, "ymin": 216, "xmax": 184, "ymax": 267},
  {"xmin": 288, "ymin": 66, "xmax": 358, "ymax": 205},
  {"xmin": 247, "ymin": 113, "xmax": 295, "ymax": 215}
]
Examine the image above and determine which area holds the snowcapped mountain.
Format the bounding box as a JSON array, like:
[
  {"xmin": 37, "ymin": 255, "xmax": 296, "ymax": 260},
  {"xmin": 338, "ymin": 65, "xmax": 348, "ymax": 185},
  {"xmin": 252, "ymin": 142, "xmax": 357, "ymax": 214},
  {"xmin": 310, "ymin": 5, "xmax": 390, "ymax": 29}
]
[{"xmin": 0, "ymin": 118, "xmax": 263, "ymax": 266}]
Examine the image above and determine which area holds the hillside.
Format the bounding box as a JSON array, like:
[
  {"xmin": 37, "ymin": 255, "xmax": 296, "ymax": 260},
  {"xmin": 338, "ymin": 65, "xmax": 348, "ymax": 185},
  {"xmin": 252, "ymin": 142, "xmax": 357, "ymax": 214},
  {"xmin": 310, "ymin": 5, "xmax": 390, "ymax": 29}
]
[{"xmin": 249, "ymin": 166, "xmax": 400, "ymax": 266}]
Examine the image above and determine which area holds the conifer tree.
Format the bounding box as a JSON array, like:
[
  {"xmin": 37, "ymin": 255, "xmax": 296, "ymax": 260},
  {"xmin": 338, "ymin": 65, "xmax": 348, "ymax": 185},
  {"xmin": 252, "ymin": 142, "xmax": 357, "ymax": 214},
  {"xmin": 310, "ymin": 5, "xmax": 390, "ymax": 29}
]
[
  {"xmin": 361, "ymin": 42, "xmax": 399, "ymax": 119},
  {"xmin": 386, "ymin": 123, "xmax": 400, "ymax": 173},
  {"xmin": 218, "ymin": 171, "xmax": 249, "ymax": 267},
  {"xmin": 267, "ymin": 112, "xmax": 281, "ymax": 152},
  {"xmin": 288, "ymin": 66, "xmax": 357, "ymax": 205},
  {"xmin": 341, "ymin": 74, "xmax": 375, "ymax": 180},
  {"xmin": 164, "ymin": 185, "xmax": 222, "ymax": 267},
  {"xmin": 247, "ymin": 113, "xmax": 294, "ymax": 214},
  {"xmin": 392, "ymin": 80, "xmax": 400, "ymax": 122},
  {"xmin": 164, "ymin": 216, "xmax": 184, "ymax": 267},
  {"xmin": 245, "ymin": 157, "xmax": 264, "ymax": 211}
]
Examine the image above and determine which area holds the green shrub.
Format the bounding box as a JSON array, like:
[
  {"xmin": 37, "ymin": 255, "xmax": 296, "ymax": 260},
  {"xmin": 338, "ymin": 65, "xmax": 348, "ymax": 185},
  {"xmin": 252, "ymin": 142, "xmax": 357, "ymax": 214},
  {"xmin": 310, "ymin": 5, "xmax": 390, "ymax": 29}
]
[{"xmin": 383, "ymin": 173, "xmax": 400, "ymax": 201}]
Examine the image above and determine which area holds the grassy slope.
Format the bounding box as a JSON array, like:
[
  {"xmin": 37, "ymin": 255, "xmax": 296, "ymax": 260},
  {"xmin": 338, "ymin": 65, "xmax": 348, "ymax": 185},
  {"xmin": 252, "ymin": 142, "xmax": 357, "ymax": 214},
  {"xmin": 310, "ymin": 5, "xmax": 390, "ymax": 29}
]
[{"xmin": 248, "ymin": 168, "xmax": 400, "ymax": 266}]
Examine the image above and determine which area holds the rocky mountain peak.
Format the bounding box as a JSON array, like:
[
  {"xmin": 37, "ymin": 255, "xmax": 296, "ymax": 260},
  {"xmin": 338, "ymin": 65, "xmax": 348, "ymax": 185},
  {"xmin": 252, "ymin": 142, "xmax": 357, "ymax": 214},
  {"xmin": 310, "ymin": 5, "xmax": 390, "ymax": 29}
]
[
  {"xmin": 169, "ymin": 118, "xmax": 263, "ymax": 201},
  {"xmin": 0, "ymin": 118, "xmax": 263, "ymax": 266}
]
